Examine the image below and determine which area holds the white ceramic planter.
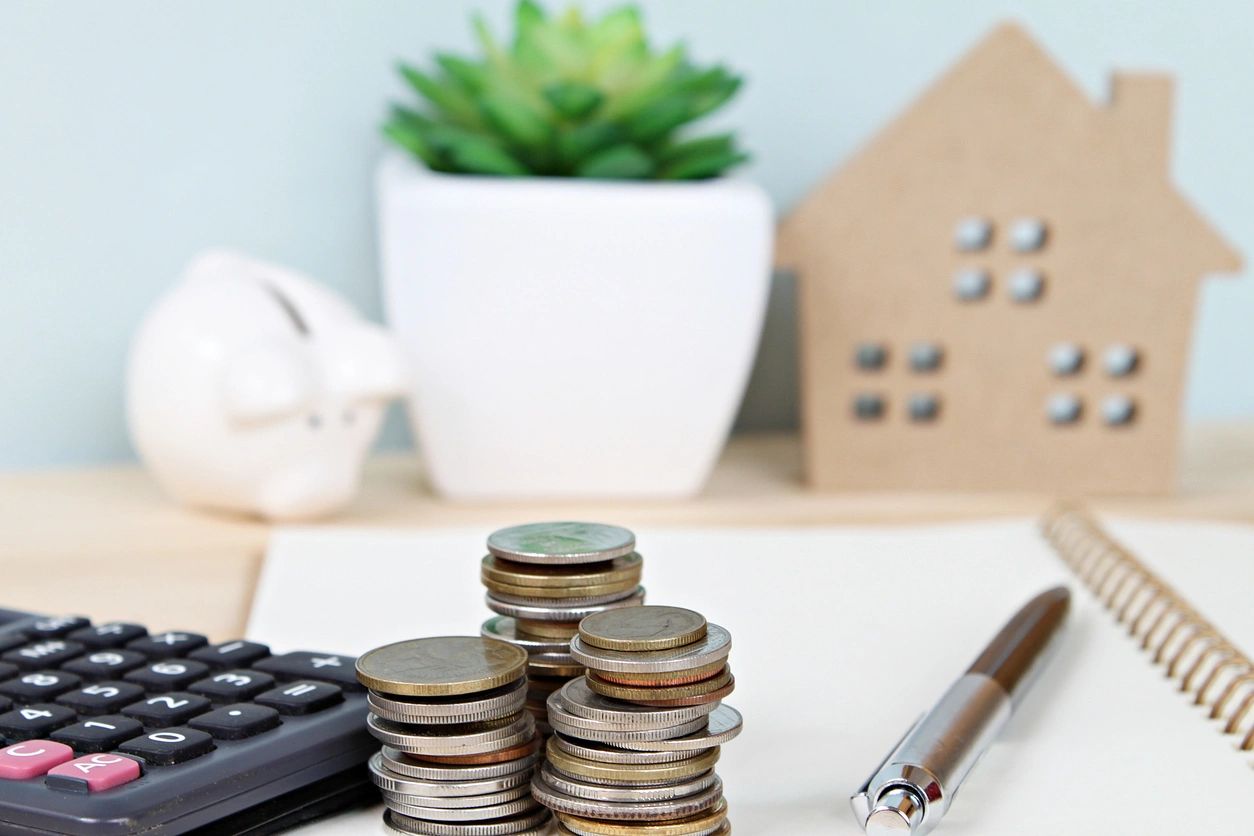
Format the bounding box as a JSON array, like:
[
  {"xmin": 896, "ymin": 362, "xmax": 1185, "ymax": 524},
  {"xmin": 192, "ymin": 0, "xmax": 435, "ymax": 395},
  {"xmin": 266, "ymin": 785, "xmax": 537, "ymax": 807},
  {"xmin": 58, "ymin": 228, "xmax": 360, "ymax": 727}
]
[{"xmin": 377, "ymin": 152, "xmax": 773, "ymax": 499}]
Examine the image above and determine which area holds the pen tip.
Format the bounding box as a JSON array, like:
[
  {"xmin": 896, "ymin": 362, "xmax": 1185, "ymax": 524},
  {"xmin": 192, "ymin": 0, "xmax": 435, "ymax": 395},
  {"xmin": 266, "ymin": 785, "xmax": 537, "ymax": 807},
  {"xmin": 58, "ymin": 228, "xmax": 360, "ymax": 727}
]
[
  {"xmin": 866, "ymin": 787, "xmax": 923, "ymax": 835},
  {"xmin": 866, "ymin": 808, "xmax": 916, "ymax": 835}
]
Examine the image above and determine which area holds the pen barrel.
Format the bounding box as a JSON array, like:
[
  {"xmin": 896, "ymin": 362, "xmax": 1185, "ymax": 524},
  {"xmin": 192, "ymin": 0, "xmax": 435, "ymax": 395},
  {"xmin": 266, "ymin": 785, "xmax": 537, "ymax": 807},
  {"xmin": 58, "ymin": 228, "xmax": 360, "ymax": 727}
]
[{"xmin": 886, "ymin": 673, "xmax": 1011, "ymax": 824}]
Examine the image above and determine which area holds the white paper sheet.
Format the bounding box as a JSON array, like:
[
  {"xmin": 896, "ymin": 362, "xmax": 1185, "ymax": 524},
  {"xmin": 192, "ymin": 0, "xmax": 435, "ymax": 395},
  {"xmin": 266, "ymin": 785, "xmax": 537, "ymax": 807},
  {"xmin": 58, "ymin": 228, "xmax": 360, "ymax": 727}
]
[{"xmin": 249, "ymin": 519, "xmax": 1254, "ymax": 835}]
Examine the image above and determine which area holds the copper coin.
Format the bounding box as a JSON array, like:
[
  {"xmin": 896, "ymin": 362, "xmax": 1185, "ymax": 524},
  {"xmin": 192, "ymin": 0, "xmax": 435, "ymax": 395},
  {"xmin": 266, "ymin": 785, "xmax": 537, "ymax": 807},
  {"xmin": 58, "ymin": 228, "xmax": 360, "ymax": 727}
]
[
  {"xmin": 516, "ymin": 619, "xmax": 581, "ymax": 639},
  {"xmin": 586, "ymin": 668, "xmax": 732, "ymax": 703},
  {"xmin": 481, "ymin": 554, "xmax": 642, "ymax": 589},
  {"xmin": 408, "ymin": 732, "xmax": 543, "ymax": 765}
]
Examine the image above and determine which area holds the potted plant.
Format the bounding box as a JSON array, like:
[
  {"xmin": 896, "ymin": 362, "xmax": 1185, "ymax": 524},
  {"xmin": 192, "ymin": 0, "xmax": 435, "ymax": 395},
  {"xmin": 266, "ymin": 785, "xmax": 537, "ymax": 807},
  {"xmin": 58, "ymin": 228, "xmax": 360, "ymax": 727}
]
[{"xmin": 377, "ymin": 1, "xmax": 773, "ymax": 499}]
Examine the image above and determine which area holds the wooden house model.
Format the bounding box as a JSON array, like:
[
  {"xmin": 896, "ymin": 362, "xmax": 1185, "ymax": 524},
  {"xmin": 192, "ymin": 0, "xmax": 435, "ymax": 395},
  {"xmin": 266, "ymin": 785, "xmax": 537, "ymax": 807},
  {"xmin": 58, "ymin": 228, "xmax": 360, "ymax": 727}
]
[{"xmin": 778, "ymin": 23, "xmax": 1241, "ymax": 494}]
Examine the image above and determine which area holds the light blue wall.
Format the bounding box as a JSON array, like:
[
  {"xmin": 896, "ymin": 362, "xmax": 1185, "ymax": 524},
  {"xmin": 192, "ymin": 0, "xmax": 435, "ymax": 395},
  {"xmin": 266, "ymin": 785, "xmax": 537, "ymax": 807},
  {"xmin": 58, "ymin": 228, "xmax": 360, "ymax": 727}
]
[{"xmin": 1, "ymin": 0, "xmax": 1250, "ymax": 468}]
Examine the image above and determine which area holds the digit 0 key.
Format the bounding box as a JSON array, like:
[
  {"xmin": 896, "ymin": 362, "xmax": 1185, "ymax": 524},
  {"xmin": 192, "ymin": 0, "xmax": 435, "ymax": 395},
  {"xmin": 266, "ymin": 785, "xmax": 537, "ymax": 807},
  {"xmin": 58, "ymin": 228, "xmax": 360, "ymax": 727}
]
[{"xmin": 0, "ymin": 607, "xmax": 374, "ymax": 833}]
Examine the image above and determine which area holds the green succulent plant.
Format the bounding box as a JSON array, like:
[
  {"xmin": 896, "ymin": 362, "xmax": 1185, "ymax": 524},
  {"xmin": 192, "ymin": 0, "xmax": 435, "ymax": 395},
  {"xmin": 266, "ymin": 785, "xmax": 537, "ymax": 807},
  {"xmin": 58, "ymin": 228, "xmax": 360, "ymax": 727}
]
[{"xmin": 383, "ymin": 1, "xmax": 748, "ymax": 180}]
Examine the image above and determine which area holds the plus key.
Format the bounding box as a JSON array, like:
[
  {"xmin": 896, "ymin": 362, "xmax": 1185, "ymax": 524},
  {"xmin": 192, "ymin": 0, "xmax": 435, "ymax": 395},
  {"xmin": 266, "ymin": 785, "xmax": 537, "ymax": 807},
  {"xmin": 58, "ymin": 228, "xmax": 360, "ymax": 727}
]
[{"xmin": 254, "ymin": 652, "xmax": 361, "ymax": 690}]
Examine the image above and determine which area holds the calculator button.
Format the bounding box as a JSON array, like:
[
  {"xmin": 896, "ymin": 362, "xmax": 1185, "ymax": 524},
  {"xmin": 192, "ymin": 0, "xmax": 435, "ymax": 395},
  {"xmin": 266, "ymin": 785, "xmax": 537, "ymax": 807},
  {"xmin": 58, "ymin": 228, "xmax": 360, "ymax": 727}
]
[
  {"xmin": 0, "ymin": 704, "xmax": 77, "ymax": 740},
  {"xmin": 63, "ymin": 650, "xmax": 148, "ymax": 680},
  {"xmin": 188, "ymin": 670, "xmax": 275, "ymax": 703},
  {"xmin": 26, "ymin": 617, "xmax": 91, "ymax": 639},
  {"xmin": 119, "ymin": 727, "xmax": 215, "ymax": 765},
  {"xmin": 0, "ymin": 664, "xmax": 20, "ymax": 684},
  {"xmin": 46, "ymin": 753, "xmax": 142, "ymax": 793},
  {"xmin": 255, "ymin": 681, "xmax": 344, "ymax": 716},
  {"xmin": 67, "ymin": 623, "xmax": 148, "ymax": 649},
  {"xmin": 189, "ymin": 704, "xmax": 280, "ymax": 741},
  {"xmin": 124, "ymin": 660, "xmax": 210, "ymax": 692},
  {"xmin": 0, "ymin": 671, "xmax": 82, "ymax": 702},
  {"xmin": 121, "ymin": 693, "xmax": 212, "ymax": 728},
  {"xmin": 0, "ymin": 636, "xmax": 28, "ymax": 654},
  {"xmin": 0, "ymin": 740, "xmax": 74, "ymax": 779},
  {"xmin": 3, "ymin": 640, "xmax": 86, "ymax": 671},
  {"xmin": 126, "ymin": 632, "xmax": 208, "ymax": 660},
  {"xmin": 52, "ymin": 716, "xmax": 144, "ymax": 753},
  {"xmin": 188, "ymin": 640, "xmax": 270, "ymax": 670},
  {"xmin": 254, "ymin": 652, "xmax": 361, "ymax": 690},
  {"xmin": 55, "ymin": 682, "xmax": 146, "ymax": 716}
]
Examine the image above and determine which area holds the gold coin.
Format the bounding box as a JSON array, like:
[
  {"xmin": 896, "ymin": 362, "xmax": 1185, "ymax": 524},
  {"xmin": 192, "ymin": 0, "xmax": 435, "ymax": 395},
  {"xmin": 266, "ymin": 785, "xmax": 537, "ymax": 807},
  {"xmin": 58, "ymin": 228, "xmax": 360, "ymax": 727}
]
[
  {"xmin": 579, "ymin": 606, "xmax": 707, "ymax": 652},
  {"xmin": 481, "ymin": 554, "xmax": 642, "ymax": 589},
  {"xmin": 557, "ymin": 823, "xmax": 730, "ymax": 836},
  {"xmin": 594, "ymin": 659, "xmax": 727, "ymax": 686},
  {"xmin": 356, "ymin": 636, "xmax": 527, "ymax": 697},
  {"xmin": 586, "ymin": 667, "xmax": 733, "ymax": 702},
  {"xmin": 544, "ymin": 737, "xmax": 720, "ymax": 785},
  {"xmin": 556, "ymin": 799, "xmax": 728, "ymax": 835},
  {"xmin": 483, "ymin": 576, "xmax": 642, "ymax": 600},
  {"xmin": 516, "ymin": 619, "xmax": 581, "ymax": 639},
  {"xmin": 528, "ymin": 654, "xmax": 586, "ymax": 677}
]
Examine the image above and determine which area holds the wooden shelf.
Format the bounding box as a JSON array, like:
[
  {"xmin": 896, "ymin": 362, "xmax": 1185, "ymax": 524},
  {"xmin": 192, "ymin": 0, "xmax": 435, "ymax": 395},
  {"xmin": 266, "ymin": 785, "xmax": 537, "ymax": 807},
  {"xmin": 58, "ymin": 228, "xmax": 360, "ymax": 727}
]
[{"xmin": 3, "ymin": 424, "xmax": 1253, "ymax": 640}]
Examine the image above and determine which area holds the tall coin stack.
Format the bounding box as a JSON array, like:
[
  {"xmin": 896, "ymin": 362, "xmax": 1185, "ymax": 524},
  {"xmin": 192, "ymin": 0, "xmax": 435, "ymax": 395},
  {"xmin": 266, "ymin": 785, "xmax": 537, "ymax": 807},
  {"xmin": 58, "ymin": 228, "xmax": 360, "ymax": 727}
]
[
  {"xmin": 481, "ymin": 522, "xmax": 647, "ymax": 736},
  {"xmin": 534, "ymin": 606, "xmax": 742, "ymax": 835},
  {"xmin": 356, "ymin": 636, "xmax": 551, "ymax": 835}
]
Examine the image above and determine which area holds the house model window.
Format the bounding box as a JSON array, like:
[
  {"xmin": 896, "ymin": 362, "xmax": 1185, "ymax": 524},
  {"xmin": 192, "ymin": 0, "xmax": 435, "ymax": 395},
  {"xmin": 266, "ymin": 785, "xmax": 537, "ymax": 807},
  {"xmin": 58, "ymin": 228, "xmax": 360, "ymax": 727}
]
[
  {"xmin": 909, "ymin": 342, "xmax": 944, "ymax": 372},
  {"xmin": 1047, "ymin": 393, "xmax": 1082, "ymax": 425},
  {"xmin": 1102, "ymin": 395, "xmax": 1136, "ymax": 425},
  {"xmin": 853, "ymin": 393, "xmax": 886, "ymax": 421},
  {"xmin": 1010, "ymin": 217, "xmax": 1048, "ymax": 252},
  {"xmin": 953, "ymin": 268, "xmax": 991, "ymax": 301},
  {"xmin": 908, "ymin": 393, "xmax": 941, "ymax": 422},
  {"xmin": 1049, "ymin": 343, "xmax": 1084, "ymax": 375},
  {"xmin": 1103, "ymin": 344, "xmax": 1139, "ymax": 377},
  {"xmin": 954, "ymin": 217, "xmax": 993, "ymax": 251},
  {"xmin": 1008, "ymin": 268, "xmax": 1046, "ymax": 303},
  {"xmin": 854, "ymin": 343, "xmax": 888, "ymax": 371}
]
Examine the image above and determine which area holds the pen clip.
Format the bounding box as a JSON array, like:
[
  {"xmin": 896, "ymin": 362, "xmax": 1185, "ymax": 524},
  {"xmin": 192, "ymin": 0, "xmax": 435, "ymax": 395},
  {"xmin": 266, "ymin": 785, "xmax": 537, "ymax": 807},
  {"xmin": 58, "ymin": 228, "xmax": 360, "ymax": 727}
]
[{"xmin": 850, "ymin": 714, "xmax": 922, "ymax": 829}]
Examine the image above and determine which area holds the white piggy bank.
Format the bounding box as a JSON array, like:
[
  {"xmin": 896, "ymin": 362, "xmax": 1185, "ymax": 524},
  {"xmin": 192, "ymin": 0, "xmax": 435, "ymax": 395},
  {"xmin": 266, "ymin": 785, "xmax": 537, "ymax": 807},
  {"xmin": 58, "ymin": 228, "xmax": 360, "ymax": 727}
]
[{"xmin": 127, "ymin": 250, "xmax": 406, "ymax": 520}]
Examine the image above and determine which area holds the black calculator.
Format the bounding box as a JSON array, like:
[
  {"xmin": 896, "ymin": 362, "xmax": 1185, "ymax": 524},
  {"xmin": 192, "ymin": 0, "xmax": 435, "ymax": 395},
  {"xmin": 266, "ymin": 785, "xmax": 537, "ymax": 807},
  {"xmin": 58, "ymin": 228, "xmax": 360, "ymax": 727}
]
[{"xmin": 0, "ymin": 608, "xmax": 376, "ymax": 835}]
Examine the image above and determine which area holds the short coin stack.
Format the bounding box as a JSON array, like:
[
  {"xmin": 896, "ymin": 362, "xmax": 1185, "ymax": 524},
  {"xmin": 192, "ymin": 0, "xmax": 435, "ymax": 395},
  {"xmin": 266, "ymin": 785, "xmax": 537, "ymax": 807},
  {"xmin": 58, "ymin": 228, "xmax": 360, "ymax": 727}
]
[
  {"xmin": 356, "ymin": 636, "xmax": 551, "ymax": 835},
  {"xmin": 535, "ymin": 606, "xmax": 742, "ymax": 835},
  {"xmin": 481, "ymin": 522, "xmax": 646, "ymax": 735}
]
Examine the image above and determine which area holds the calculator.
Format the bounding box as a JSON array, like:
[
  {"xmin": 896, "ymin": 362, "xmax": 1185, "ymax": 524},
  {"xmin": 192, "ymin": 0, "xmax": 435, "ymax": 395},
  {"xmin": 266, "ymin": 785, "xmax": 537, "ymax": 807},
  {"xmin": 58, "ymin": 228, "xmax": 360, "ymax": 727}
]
[{"xmin": 0, "ymin": 608, "xmax": 376, "ymax": 835}]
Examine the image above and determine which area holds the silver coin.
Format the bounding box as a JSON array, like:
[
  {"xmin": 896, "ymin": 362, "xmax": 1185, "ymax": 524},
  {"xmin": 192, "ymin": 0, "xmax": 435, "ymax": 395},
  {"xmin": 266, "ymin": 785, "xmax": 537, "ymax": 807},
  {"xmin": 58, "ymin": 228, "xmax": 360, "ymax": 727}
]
[
  {"xmin": 487, "ymin": 522, "xmax": 636, "ymax": 565},
  {"xmin": 481, "ymin": 616, "xmax": 572, "ymax": 654},
  {"xmin": 381, "ymin": 746, "xmax": 541, "ymax": 782},
  {"xmin": 569, "ymin": 624, "xmax": 731, "ymax": 674},
  {"xmin": 384, "ymin": 806, "xmax": 550, "ymax": 835},
  {"xmin": 556, "ymin": 822, "xmax": 728, "ymax": 836},
  {"xmin": 552, "ymin": 734, "xmax": 699, "ymax": 765},
  {"xmin": 547, "ymin": 691, "xmax": 709, "ymax": 743},
  {"xmin": 369, "ymin": 677, "xmax": 528, "ymax": 725},
  {"xmin": 486, "ymin": 588, "xmax": 646, "ymax": 621},
  {"xmin": 381, "ymin": 781, "xmax": 532, "ymax": 809},
  {"xmin": 532, "ymin": 770, "xmax": 723, "ymax": 821},
  {"xmin": 368, "ymin": 712, "xmax": 535, "ymax": 755},
  {"xmin": 540, "ymin": 762, "xmax": 720, "ymax": 803},
  {"xmin": 387, "ymin": 795, "xmax": 541, "ymax": 823},
  {"xmin": 610, "ymin": 705, "xmax": 742, "ymax": 752},
  {"xmin": 490, "ymin": 587, "xmax": 646, "ymax": 608},
  {"xmin": 369, "ymin": 752, "xmax": 534, "ymax": 798},
  {"xmin": 558, "ymin": 677, "xmax": 716, "ymax": 727}
]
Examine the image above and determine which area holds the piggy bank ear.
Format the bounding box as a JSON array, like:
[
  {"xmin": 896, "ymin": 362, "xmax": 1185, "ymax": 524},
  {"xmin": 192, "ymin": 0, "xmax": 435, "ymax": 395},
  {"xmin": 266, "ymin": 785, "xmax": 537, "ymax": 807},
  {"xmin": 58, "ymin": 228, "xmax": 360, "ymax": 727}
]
[{"xmin": 221, "ymin": 340, "xmax": 316, "ymax": 424}]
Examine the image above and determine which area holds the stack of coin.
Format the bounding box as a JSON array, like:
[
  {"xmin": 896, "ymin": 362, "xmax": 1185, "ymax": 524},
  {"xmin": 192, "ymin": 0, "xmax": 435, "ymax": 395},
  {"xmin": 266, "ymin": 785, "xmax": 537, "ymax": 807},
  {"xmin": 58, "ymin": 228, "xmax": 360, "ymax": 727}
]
[
  {"xmin": 481, "ymin": 522, "xmax": 646, "ymax": 735},
  {"xmin": 534, "ymin": 606, "xmax": 741, "ymax": 835},
  {"xmin": 356, "ymin": 636, "xmax": 551, "ymax": 835}
]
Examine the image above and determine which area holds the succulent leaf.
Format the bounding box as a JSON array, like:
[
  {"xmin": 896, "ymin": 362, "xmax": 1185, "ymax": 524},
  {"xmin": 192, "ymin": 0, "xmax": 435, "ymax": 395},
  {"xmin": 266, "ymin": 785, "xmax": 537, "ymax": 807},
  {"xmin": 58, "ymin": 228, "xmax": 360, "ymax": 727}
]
[{"xmin": 386, "ymin": 1, "xmax": 747, "ymax": 179}]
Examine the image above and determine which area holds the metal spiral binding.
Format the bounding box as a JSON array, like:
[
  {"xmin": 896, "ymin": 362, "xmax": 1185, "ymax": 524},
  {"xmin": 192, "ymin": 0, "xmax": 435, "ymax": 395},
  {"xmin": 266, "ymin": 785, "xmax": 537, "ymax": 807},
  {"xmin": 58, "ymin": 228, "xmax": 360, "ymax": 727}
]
[{"xmin": 1041, "ymin": 505, "xmax": 1254, "ymax": 752}]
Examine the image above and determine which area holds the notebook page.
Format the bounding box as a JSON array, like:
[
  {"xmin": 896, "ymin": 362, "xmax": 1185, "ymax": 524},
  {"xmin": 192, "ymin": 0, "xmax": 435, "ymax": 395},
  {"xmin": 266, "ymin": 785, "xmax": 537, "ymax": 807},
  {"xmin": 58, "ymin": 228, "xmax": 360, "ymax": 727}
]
[{"xmin": 250, "ymin": 520, "xmax": 1252, "ymax": 834}]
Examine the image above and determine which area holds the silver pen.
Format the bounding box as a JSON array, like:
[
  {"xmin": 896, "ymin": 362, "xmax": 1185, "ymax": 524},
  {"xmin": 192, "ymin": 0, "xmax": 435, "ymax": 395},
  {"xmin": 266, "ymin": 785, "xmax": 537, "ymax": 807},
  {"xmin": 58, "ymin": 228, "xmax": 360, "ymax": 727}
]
[{"xmin": 851, "ymin": 586, "xmax": 1071, "ymax": 835}]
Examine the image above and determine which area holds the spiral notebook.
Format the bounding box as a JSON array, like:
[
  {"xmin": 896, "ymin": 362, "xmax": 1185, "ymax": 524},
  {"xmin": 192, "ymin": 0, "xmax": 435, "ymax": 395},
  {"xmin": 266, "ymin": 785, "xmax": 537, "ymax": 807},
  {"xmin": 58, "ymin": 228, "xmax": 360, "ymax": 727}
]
[{"xmin": 250, "ymin": 512, "xmax": 1254, "ymax": 834}]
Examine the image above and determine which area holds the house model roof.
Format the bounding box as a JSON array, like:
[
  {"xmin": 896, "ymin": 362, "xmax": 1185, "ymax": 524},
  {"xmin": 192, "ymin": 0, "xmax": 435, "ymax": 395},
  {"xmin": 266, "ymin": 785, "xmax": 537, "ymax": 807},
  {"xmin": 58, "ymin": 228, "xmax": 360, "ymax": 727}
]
[{"xmin": 779, "ymin": 22, "xmax": 1241, "ymax": 276}]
